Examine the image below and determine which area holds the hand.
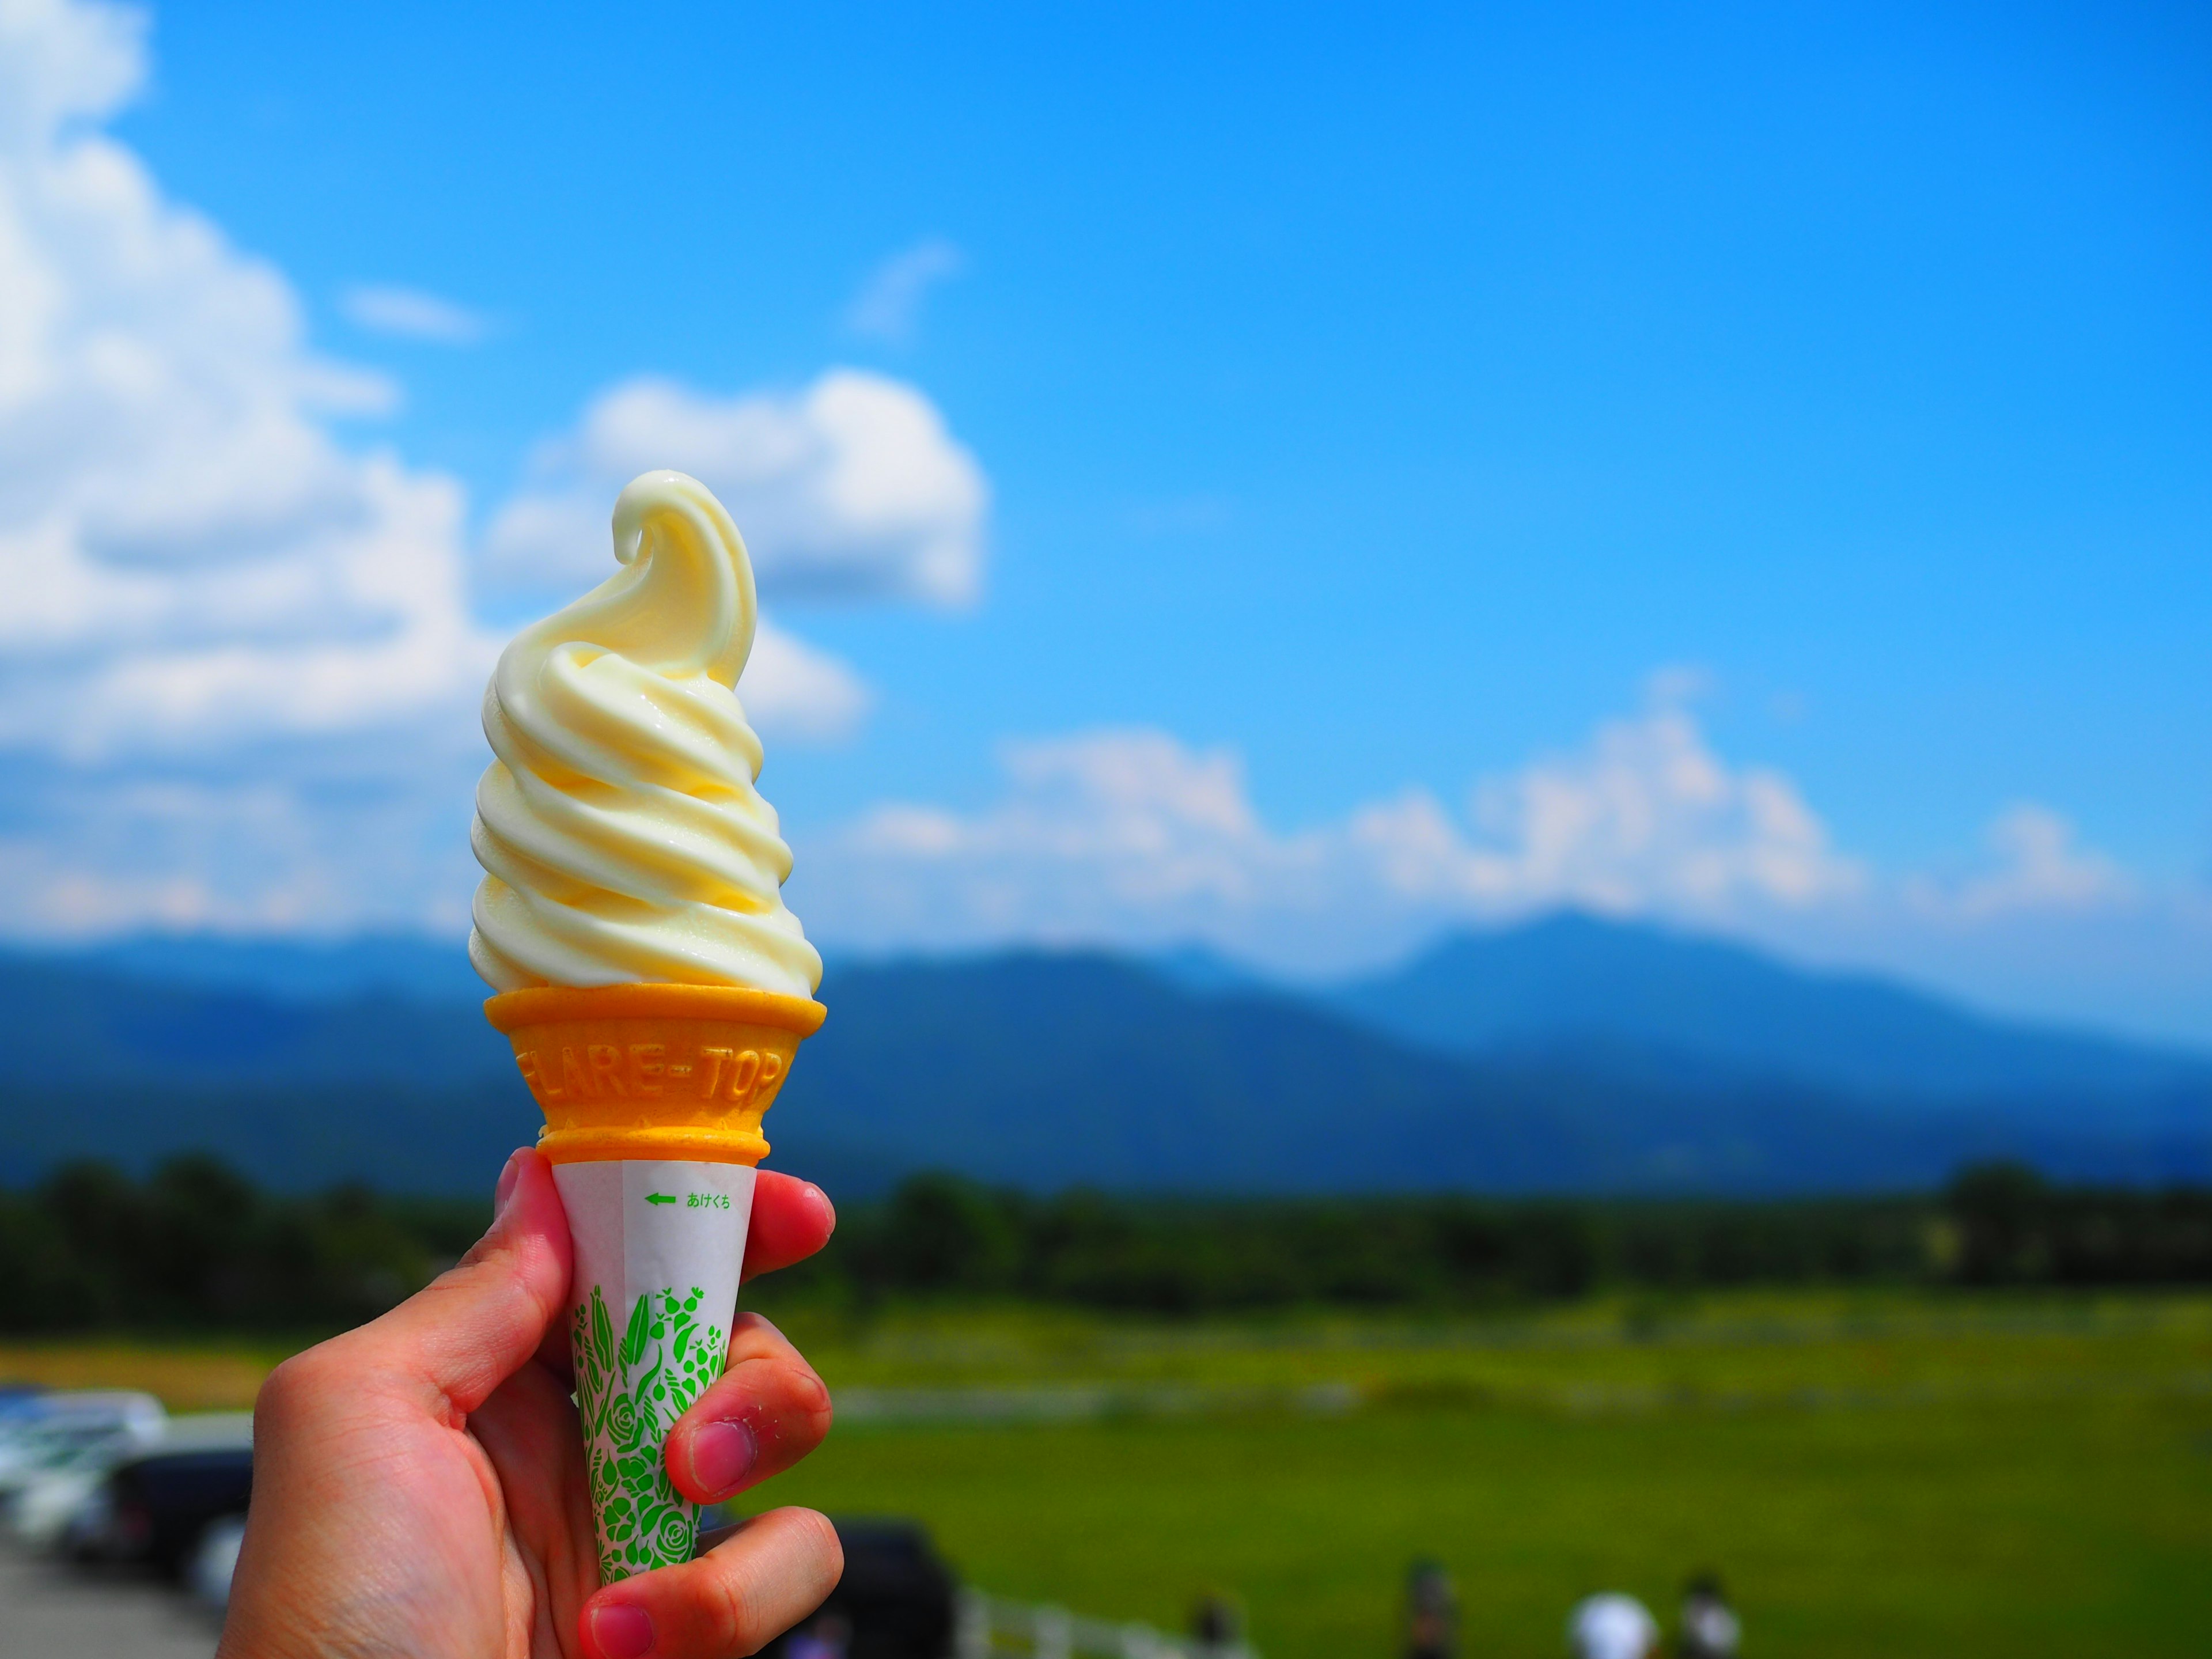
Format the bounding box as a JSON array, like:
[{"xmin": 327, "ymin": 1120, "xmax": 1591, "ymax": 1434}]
[{"xmin": 218, "ymin": 1148, "xmax": 842, "ymax": 1659}]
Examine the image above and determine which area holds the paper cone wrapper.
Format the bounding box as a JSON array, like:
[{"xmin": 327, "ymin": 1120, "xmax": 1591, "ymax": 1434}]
[{"xmin": 486, "ymin": 984, "xmax": 827, "ymax": 1582}]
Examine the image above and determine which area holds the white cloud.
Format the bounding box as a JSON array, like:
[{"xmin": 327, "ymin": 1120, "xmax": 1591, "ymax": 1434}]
[
  {"xmin": 794, "ymin": 707, "xmax": 2212, "ymax": 1042},
  {"xmin": 0, "ymin": 756, "xmax": 484, "ymax": 938},
  {"xmin": 845, "ymin": 237, "xmax": 965, "ymax": 344},
  {"xmin": 743, "ymin": 618, "xmax": 872, "ymax": 743},
  {"xmin": 0, "ymin": 0, "xmax": 972, "ymax": 937},
  {"xmin": 1910, "ymin": 803, "xmax": 2135, "ymax": 919},
  {"xmin": 0, "ymin": 0, "xmax": 497, "ymax": 764},
  {"xmin": 797, "ymin": 706, "xmax": 1868, "ymax": 971},
  {"xmin": 485, "ymin": 370, "xmax": 989, "ymax": 606},
  {"xmin": 1373, "ymin": 706, "xmax": 1862, "ymax": 914},
  {"xmin": 339, "ymin": 283, "xmax": 487, "ymax": 344}
]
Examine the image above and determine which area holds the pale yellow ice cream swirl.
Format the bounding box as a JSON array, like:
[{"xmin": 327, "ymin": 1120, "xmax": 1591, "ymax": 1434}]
[{"xmin": 468, "ymin": 470, "xmax": 822, "ymax": 998}]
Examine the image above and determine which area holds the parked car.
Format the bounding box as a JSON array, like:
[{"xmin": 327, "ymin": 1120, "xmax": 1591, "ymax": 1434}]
[
  {"xmin": 18, "ymin": 1410, "xmax": 251, "ymax": 1552},
  {"xmin": 0, "ymin": 1389, "xmax": 165, "ymax": 1505},
  {"xmin": 0, "ymin": 1383, "xmax": 49, "ymax": 1489},
  {"xmin": 707, "ymin": 1516, "xmax": 956, "ymax": 1659},
  {"xmin": 71, "ymin": 1437, "xmax": 255, "ymax": 1577},
  {"xmin": 189, "ymin": 1513, "xmax": 251, "ymax": 1612}
]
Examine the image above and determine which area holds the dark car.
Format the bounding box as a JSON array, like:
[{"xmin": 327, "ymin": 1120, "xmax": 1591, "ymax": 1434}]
[
  {"xmin": 701, "ymin": 1516, "xmax": 957, "ymax": 1659},
  {"xmin": 77, "ymin": 1445, "xmax": 253, "ymax": 1576}
]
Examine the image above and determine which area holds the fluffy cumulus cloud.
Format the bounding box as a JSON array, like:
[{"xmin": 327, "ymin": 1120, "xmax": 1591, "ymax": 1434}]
[
  {"xmin": 739, "ymin": 619, "xmax": 872, "ymax": 743},
  {"xmin": 797, "ymin": 707, "xmax": 1858, "ymax": 970},
  {"xmin": 793, "ymin": 703, "xmax": 2191, "ymax": 1007},
  {"xmin": 1933, "ymin": 804, "xmax": 2134, "ymax": 919},
  {"xmin": 0, "ymin": 0, "xmax": 493, "ymax": 762},
  {"xmin": 1351, "ymin": 706, "xmax": 1862, "ymax": 915},
  {"xmin": 485, "ymin": 371, "xmax": 989, "ymax": 607},
  {"xmin": 0, "ymin": 0, "xmax": 976, "ymax": 935},
  {"xmin": 819, "ymin": 732, "xmax": 1306, "ymax": 942}
]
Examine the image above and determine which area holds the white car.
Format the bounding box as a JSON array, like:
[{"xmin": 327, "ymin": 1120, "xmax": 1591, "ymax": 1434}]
[
  {"xmin": 13, "ymin": 1403, "xmax": 248, "ymax": 1554},
  {"xmin": 0, "ymin": 1387, "xmax": 50, "ymax": 1487},
  {"xmin": 0, "ymin": 1389, "xmax": 165, "ymax": 1501},
  {"xmin": 189, "ymin": 1513, "xmax": 251, "ymax": 1612}
]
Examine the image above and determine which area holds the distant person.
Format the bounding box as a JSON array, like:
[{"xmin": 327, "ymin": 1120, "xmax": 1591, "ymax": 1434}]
[
  {"xmin": 787, "ymin": 1608, "xmax": 854, "ymax": 1659},
  {"xmin": 1190, "ymin": 1592, "xmax": 1244, "ymax": 1659},
  {"xmin": 1566, "ymin": 1593, "xmax": 1658, "ymax": 1659},
  {"xmin": 1402, "ymin": 1559, "xmax": 1460, "ymax": 1659},
  {"xmin": 1677, "ymin": 1574, "xmax": 1740, "ymax": 1659}
]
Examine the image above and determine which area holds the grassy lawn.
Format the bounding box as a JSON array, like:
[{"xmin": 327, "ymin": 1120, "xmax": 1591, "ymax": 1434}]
[
  {"xmin": 0, "ymin": 1338, "xmax": 285, "ymax": 1409},
  {"xmin": 749, "ymin": 1293, "xmax": 2212, "ymax": 1659},
  {"xmin": 756, "ymin": 1391, "xmax": 2211, "ymax": 1658},
  {"xmin": 8, "ymin": 1291, "xmax": 2209, "ymax": 1655}
]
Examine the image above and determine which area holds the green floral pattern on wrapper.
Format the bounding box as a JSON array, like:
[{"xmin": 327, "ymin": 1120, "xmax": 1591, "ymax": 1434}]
[{"xmin": 571, "ymin": 1283, "xmax": 730, "ymax": 1582}]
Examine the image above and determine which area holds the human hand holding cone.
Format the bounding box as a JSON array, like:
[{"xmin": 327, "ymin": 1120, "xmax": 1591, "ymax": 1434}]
[{"xmin": 472, "ymin": 472, "xmax": 826, "ymax": 1584}]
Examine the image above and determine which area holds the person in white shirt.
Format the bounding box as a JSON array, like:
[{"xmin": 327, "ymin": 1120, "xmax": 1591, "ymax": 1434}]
[
  {"xmin": 1566, "ymin": 1592, "xmax": 1659, "ymax": 1659},
  {"xmin": 1679, "ymin": 1573, "xmax": 1741, "ymax": 1658}
]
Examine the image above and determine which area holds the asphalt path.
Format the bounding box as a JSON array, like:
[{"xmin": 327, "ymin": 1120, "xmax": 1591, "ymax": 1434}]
[{"xmin": 0, "ymin": 1544, "xmax": 218, "ymax": 1658}]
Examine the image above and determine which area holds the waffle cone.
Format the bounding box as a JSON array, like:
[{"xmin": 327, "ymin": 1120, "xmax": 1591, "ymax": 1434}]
[{"xmin": 484, "ymin": 983, "xmax": 827, "ymax": 1166}]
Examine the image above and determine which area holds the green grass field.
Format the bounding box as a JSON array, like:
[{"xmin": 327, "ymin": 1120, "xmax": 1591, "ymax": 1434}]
[
  {"xmin": 10, "ymin": 1291, "xmax": 2209, "ymax": 1654},
  {"xmin": 741, "ymin": 1292, "xmax": 2212, "ymax": 1658}
]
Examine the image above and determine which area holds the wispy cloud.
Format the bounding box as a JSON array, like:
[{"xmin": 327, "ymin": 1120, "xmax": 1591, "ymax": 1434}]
[
  {"xmin": 340, "ymin": 283, "xmax": 490, "ymax": 345},
  {"xmin": 845, "ymin": 237, "xmax": 965, "ymax": 344}
]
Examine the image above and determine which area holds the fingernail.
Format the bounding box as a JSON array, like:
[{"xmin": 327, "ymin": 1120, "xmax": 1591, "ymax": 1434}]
[
  {"xmin": 589, "ymin": 1603, "xmax": 656, "ymax": 1659},
  {"xmin": 493, "ymin": 1149, "xmax": 528, "ymax": 1219},
  {"xmin": 690, "ymin": 1418, "xmax": 758, "ymax": 1497}
]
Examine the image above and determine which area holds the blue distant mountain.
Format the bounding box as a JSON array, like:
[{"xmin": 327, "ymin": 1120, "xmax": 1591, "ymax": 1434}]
[
  {"xmin": 0, "ymin": 917, "xmax": 2204, "ymax": 1196},
  {"xmin": 1325, "ymin": 913, "xmax": 2212, "ymax": 1134},
  {"xmin": 768, "ymin": 952, "xmax": 2199, "ymax": 1194}
]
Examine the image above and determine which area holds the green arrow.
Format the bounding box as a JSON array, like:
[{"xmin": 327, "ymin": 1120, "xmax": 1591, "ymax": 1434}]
[{"xmin": 645, "ymin": 1193, "xmax": 676, "ymax": 1207}]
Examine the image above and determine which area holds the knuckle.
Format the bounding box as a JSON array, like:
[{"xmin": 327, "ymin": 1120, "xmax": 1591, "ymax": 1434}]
[
  {"xmin": 255, "ymin": 1346, "xmax": 330, "ymax": 1429},
  {"xmin": 710, "ymin": 1511, "xmax": 843, "ymax": 1654},
  {"xmin": 795, "ymin": 1508, "xmax": 844, "ymax": 1580},
  {"xmin": 710, "ymin": 1563, "xmax": 770, "ymax": 1653},
  {"xmin": 729, "ymin": 1310, "xmax": 785, "ymax": 1350},
  {"xmin": 794, "ymin": 1367, "xmax": 832, "ymax": 1422}
]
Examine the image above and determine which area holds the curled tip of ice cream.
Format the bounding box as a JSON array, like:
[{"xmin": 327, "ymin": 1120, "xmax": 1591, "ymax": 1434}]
[{"xmin": 468, "ymin": 470, "xmax": 822, "ymax": 999}]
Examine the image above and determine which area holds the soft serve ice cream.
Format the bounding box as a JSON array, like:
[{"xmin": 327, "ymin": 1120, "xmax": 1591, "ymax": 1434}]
[
  {"xmin": 468, "ymin": 469, "xmax": 821, "ymax": 998},
  {"xmin": 472, "ymin": 470, "xmax": 828, "ymax": 1584}
]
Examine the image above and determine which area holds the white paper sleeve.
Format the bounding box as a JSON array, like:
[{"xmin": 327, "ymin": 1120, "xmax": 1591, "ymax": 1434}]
[{"xmin": 552, "ymin": 1158, "xmax": 758, "ymax": 1582}]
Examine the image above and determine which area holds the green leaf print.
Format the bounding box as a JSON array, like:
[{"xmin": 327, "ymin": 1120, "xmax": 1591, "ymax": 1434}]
[
  {"xmin": 570, "ymin": 1282, "xmax": 730, "ymax": 1585},
  {"xmin": 592, "ymin": 1286, "xmax": 615, "ymax": 1372},
  {"xmin": 620, "ymin": 1292, "xmax": 652, "ymax": 1369}
]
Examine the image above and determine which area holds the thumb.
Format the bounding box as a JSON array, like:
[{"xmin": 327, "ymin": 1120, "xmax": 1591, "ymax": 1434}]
[{"xmin": 353, "ymin": 1147, "xmax": 573, "ymax": 1418}]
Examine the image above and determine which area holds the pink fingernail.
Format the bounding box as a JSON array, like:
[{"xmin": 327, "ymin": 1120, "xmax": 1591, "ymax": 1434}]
[
  {"xmin": 691, "ymin": 1418, "xmax": 758, "ymax": 1497},
  {"xmin": 589, "ymin": 1603, "xmax": 656, "ymax": 1659},
  {"xmin": 493, "ymin": 1149, "xmax": 528, "ymax": 1219}
]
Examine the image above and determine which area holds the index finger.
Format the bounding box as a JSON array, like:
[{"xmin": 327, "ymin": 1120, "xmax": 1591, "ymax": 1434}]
[{"xmin": 743, "ymin": 1171, "xmax": 836, "ymax": 1282}]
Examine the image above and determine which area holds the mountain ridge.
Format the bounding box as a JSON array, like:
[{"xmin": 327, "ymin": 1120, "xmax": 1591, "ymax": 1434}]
[
  {"xmin": 1327, "ymin": 913, "xmax": 2212, "ymax": 1118},
  {"xmin": 0, "ymin": 926, "xmax": 2205, "ymax": 1196}
]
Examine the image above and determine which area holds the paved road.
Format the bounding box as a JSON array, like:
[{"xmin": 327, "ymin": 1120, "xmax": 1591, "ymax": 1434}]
[{"xmin": 0, "ymin": 1545, "xmax": 218, "ymax": 1659}]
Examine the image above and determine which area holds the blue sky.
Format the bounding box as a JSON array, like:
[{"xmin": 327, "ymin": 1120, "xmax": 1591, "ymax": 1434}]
[{"xmin": 2, "ymin": 0, "xmax": 2207, "ymax": 1041}]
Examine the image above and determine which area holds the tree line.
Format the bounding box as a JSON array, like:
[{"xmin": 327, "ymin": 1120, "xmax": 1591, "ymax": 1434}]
[{"xmin": 1, "ymin": 1155, "xmax": 2209, "ymax": 1333}]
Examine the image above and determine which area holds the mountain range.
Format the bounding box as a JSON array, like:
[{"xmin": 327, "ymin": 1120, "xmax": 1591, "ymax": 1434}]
[{"xmin": 1, "ymin": 915, "xmax": 2205, "ymax": 1196}]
